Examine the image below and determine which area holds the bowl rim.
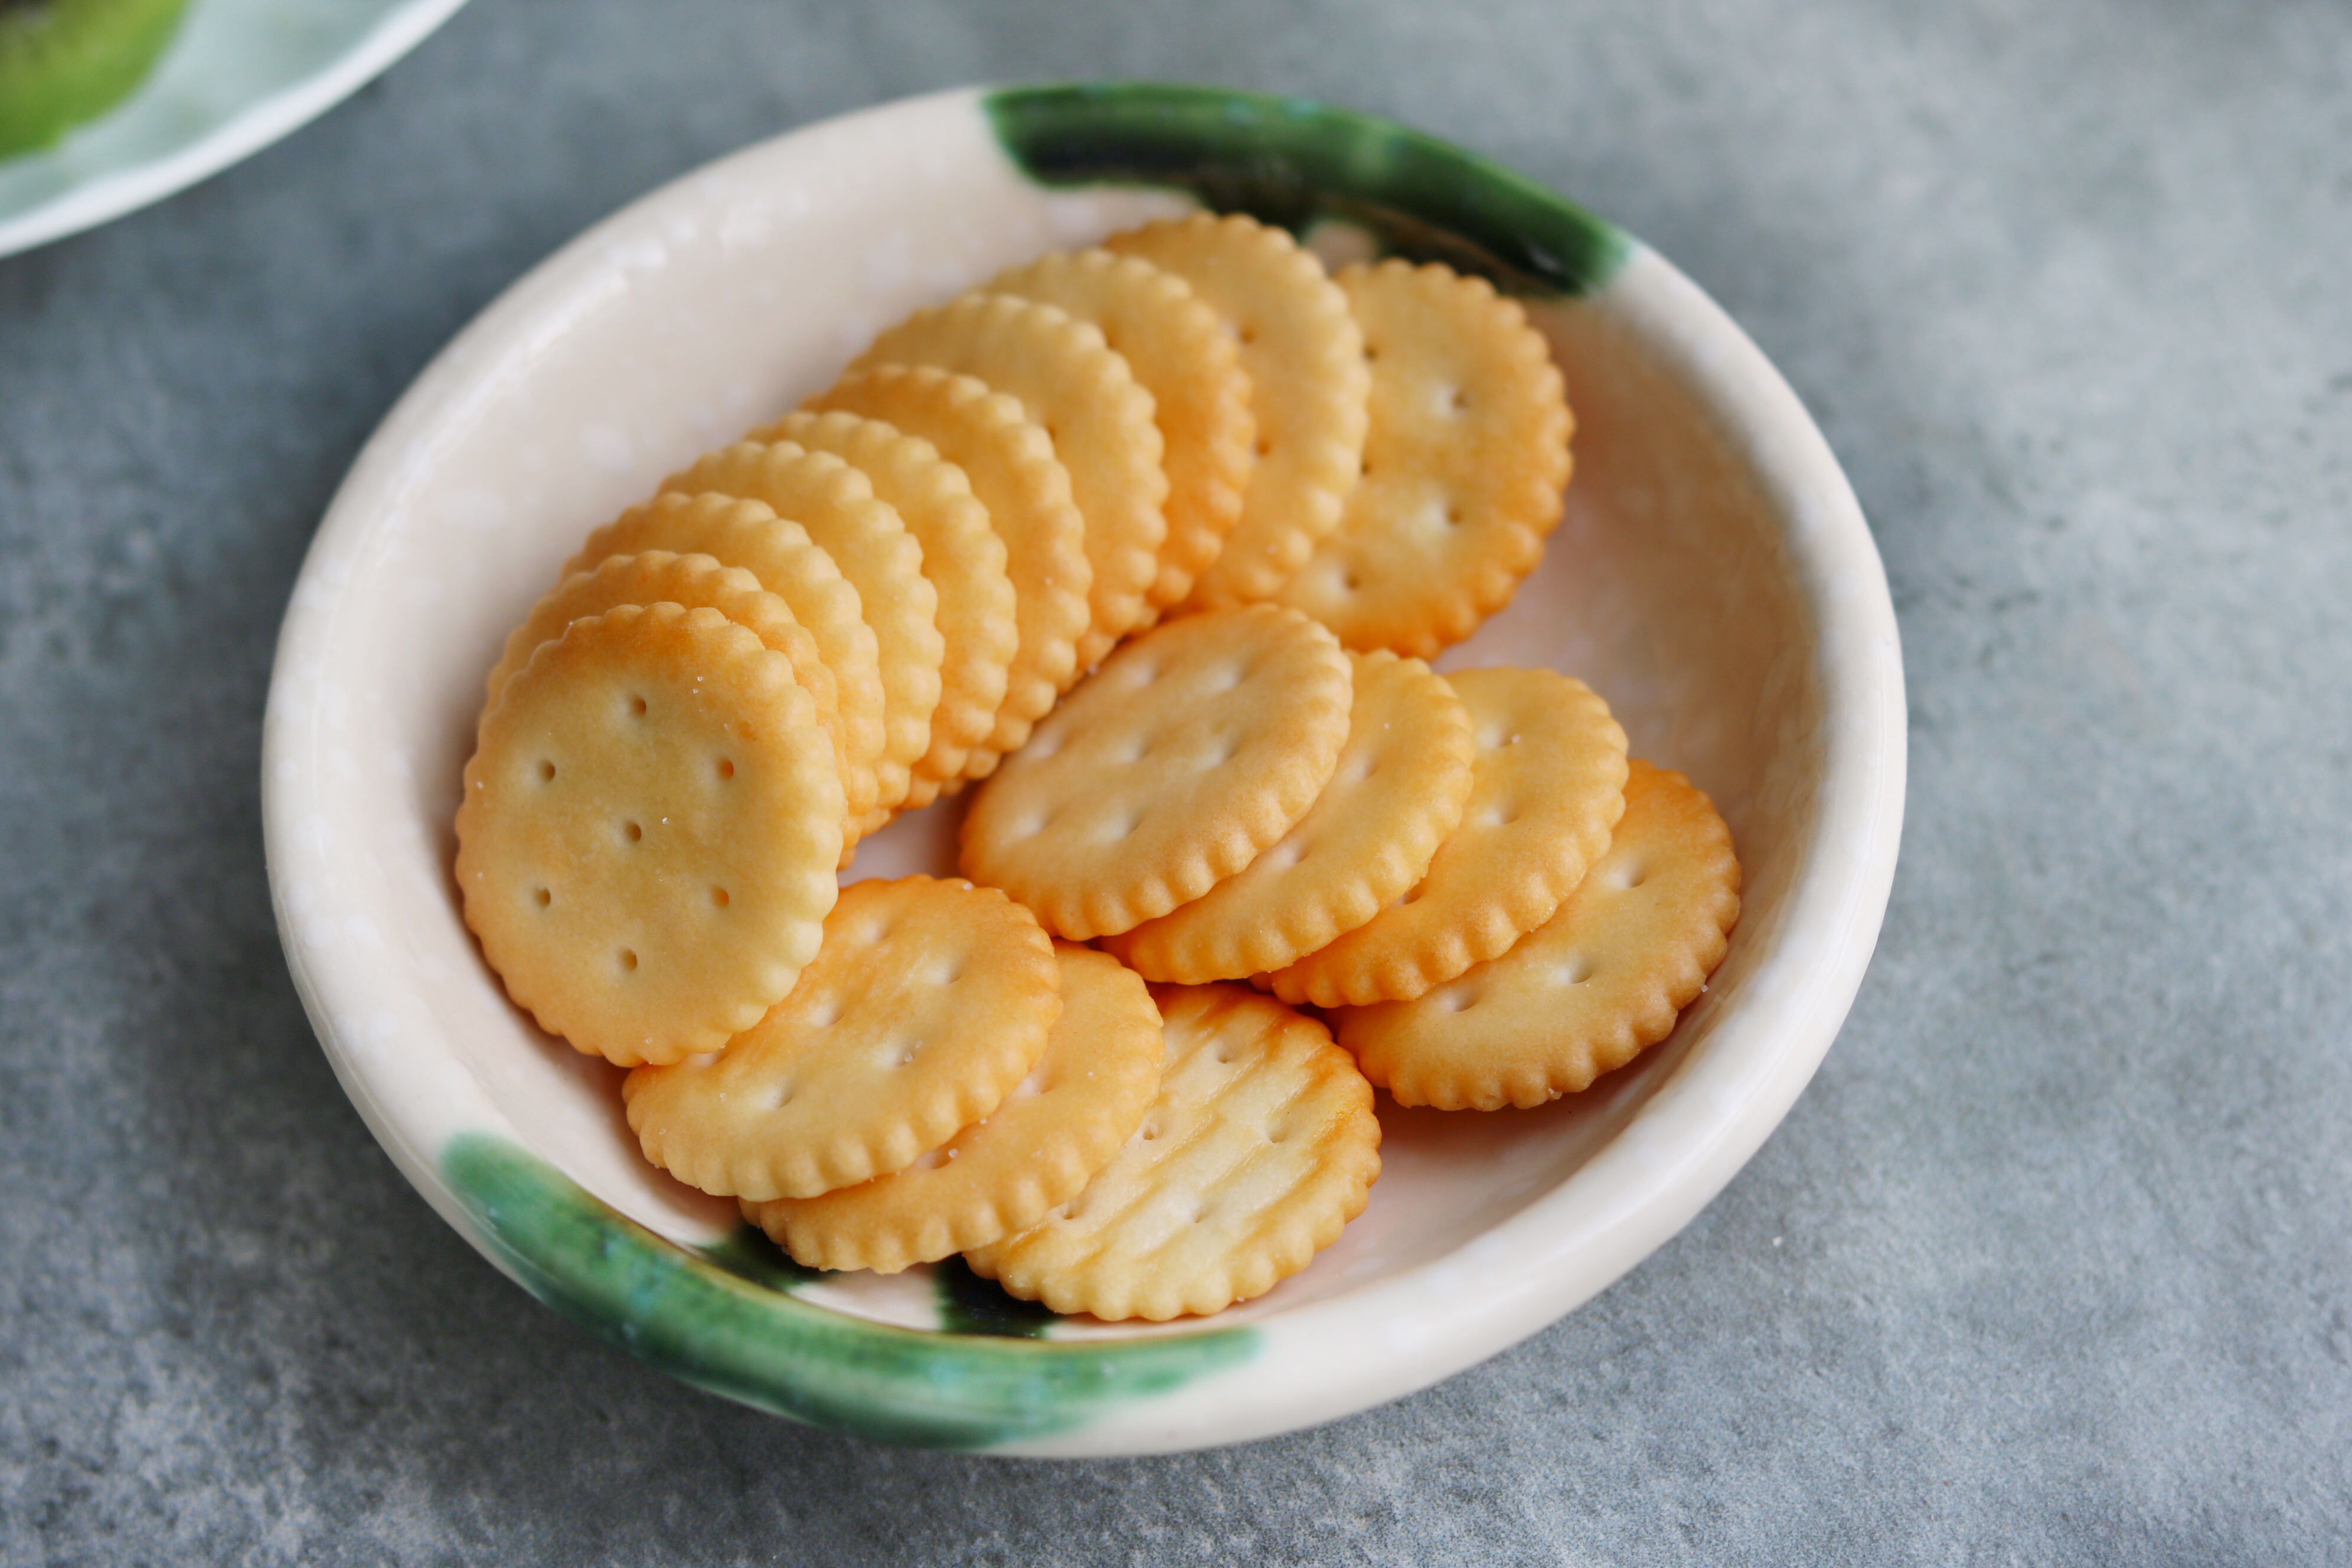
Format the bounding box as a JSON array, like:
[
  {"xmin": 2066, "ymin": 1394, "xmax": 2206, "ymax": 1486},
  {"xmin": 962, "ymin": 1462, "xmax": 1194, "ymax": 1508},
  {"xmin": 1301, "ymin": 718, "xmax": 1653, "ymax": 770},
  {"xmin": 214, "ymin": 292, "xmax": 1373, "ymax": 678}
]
[{"xmin": 263, "ymin": 80, "xmax": 1905, "ymax": 1456}]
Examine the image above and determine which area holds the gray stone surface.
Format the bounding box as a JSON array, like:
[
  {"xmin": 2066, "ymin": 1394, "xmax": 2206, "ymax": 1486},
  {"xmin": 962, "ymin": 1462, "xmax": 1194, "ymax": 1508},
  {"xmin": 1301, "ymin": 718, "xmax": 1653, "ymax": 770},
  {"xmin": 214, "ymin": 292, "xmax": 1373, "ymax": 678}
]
[{"xmin": 3, "ymin": 0, "xmax": 2348, "ymax": 1560}]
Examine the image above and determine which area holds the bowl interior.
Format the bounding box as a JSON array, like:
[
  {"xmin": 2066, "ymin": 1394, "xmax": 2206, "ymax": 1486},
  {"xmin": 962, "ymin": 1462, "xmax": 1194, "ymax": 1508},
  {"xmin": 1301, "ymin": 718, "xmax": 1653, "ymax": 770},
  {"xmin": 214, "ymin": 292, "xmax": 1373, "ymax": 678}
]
[{"xmin": 270, "ymin": 87, "xmax": 1838, "ymax": 1376}]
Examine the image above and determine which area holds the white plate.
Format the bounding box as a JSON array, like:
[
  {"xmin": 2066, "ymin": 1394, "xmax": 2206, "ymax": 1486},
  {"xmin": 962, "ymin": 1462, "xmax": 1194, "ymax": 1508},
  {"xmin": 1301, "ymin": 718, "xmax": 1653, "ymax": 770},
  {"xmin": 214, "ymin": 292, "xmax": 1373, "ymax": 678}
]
[
  {"xmin": 0, "ymin": 0, "xmax": 469, "ymax": 257},
  {"xmin": 263, "ymin": 83, "xmax": 1906, "ymax": 1455}
]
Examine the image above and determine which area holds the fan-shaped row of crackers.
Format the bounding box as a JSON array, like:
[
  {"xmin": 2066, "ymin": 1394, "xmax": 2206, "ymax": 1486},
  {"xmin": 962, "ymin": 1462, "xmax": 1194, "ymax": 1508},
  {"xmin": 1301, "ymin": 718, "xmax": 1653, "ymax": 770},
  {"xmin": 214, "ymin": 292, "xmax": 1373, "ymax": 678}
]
[{"xmin": 453, "ymin": 212, "xmax": 1740, "ymax": 1321}]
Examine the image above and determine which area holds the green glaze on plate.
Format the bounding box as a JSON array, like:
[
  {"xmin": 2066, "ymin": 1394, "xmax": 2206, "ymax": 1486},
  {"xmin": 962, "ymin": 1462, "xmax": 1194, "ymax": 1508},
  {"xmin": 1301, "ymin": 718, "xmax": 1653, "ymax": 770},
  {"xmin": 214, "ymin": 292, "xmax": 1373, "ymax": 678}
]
[
  {"xmin": 935, "ymin": 1257, "xmax": 1061, "ymax": 1339},
  {"xmin": 701, "ymin": 1225, "xmax": 1057, "ymax": 1338},
  {"xmin": 442, "ymin": 1132, "xmax": 1257, "ymax": 1448},
  {"xmin": 702, "ymin": 1226, "xmax": 1055, "ymax": 1338},
  {"xmin": 697, "ymin": 1223, "xmax": 827, "ymax": 1293},
  {"xmin": 984, "ymin": 83, "xmax": 1631, "ymax": 298}
]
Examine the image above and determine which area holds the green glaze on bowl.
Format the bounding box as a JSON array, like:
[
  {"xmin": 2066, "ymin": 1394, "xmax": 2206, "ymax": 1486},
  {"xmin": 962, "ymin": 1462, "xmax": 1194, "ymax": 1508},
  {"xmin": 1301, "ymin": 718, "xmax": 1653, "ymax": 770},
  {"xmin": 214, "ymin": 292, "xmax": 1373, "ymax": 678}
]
[
  {"xmin": 984, "ymin": 83, "xmax": 1631, "ymax": 298},
  {"xmin": 442, "ymin": 1133, "xmax": 1257, "ymax": 1449},
  {"xmin": 933, "ymin": 1257, "xmax": 1061, "ymax": 1340},
  {"xmin": 694, "ymin": 1223, "xmax": 827, "ymax": 1293},
  {"xmin": 700, "ymin": 1227, "xmax": 1060, "ymax": 1339}
]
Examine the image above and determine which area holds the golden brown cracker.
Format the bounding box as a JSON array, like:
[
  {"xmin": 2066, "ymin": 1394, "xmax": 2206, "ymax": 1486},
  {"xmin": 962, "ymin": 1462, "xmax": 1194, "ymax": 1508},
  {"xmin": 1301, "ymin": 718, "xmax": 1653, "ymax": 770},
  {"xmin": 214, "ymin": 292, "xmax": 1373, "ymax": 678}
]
[
  {"xmin": 455, "ymin": 603, "xmax": 844, "ymax": 1067},
  {"xmin": 1105, "ymin": 213, "xmax": 1367, "ymax": 610},
  {"xmin": 1265, "ymin": 667, "xmax": 1628, "ymax": 1007},
  {"xmin": 984, "ymin": 249, "xmax": 1252, "ymax": 611},
  {"xmin": 622, "ymin": 876, "xmax": 1059, "ymax": 1200},
  {"xmin": 959, "ymin": 605, "xmax": 1353, "ymax": 941},
  {"xmin": 566, "ymin": 491, "xmax": 885, "ymax": 824},
  {"xmin": 802, "ymin": 367, "xmax": 1090, "ymax": 768},
  {"xmin": 1274, "ymin": 260, "xmax": 1572, "ymax": 656},
  {"xmin": 964, "ymin": 982, "xmax": 1380, "ymax": 1321},
  {"xmin": 850, "ymin": 293, "xmax": 1165, "ymax": 671},
  {"xmin": 743, "ymin": 942, "xmax": 1164, "ymax": 1273},
  {"xmin": 1331, "ymin": 760, "xmax": 1740, "ymax": 1109},
  {"xmin": 756, "ymin": 410, "xmax": 1015, "ymax": 806},
  {"xmin": 1105, "ymin": 651, "xmax": 1474, "ymax": 983},
  {"xmin": 481, "ymin": 550, "xmax": 848, "ymax": 823},
  {"xmin": 659, "ymin": 444, "xmax": 943, "ymax": 818}
]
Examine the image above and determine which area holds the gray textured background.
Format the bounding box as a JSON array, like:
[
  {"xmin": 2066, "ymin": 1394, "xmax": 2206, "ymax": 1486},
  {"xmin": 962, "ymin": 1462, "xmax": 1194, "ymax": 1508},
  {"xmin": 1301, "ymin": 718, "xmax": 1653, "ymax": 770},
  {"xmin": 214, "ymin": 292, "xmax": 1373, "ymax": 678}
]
[{"xmin": 4, "ymin": 0, "xmax": 2349, "ymax": 1562}]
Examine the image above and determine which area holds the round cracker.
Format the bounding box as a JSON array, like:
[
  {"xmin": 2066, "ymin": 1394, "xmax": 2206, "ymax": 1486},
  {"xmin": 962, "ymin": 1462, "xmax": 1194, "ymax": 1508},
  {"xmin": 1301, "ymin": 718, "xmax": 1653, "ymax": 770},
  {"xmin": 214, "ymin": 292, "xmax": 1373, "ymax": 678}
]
[
  {"xmin": 965, "ymin": 983, "xmax": 1380, "ymax": 1322},
  {"xmin": 985, "ymin": 249, "xmax": 1252, "ymax": 611},
  {"xmin": 743, "ymin": 942, "xmax": 1164, "ymax": 1274},
  {"xmin": 1105, "ymin": 651, "xmax": 1474, "ymax": 983},
  {"xmin": 804, "ymin": 367, "xmax": 1090, "ymax": 770},
  {"xmin": 659, "ymin": 444, "xmax": 943, "ymax": 821},
  {"xmin": 959, "ymin": 605, "xmax": 1353, "ymax": 942},
  {"xmin": 455, "ymin": 603, "xmax": 845, "ymax": 1067},
  {"xmin": 1332, "ymin": 760, "xmax": 1741, "ymax": 1110},
  {"xmin": 756, "ymin": 410, "xmax": 1015, "ymax": 808},
  {"xmin": 1266, "ymin": 667, "xmax": 1629, "ymax": 1007},
  {"xmin": 481, "ymin": 551, "xmax": 850, "ymax": 828},
  {"xmin": 1274, "ymin": 260, "xmax": 1572, "ymax": 656},
  {"xmin": 850, "ymin": 293, "xmax": 1166, "ymax": 671},
  {"xmin": 622, "ymin": 876, "xmax": 1059, "ymax": 1200},
  {"xmin": 566, "ymin": 492, "xmax": 885, "ymax": 825},
  {"xmin": 1105, "ymin": 213, "xmax": 1367, "ymax": 611}
]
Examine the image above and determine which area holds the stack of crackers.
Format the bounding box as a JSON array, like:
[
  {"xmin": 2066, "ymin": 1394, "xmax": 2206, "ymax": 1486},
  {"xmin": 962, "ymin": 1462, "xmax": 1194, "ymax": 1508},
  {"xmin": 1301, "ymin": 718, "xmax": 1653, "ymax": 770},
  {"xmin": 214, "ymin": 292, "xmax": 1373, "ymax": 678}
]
[{"xmin": 453, "ymin": 213, "xmax": 1741, "ymax": 1322}]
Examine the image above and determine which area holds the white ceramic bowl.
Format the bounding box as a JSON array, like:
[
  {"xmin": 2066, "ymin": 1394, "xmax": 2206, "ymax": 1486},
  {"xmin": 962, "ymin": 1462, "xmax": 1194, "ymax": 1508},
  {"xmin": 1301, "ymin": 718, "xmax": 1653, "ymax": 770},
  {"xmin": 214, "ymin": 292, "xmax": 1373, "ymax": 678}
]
[{"xmin": 263, "ymin": 83, "xmax": 1904, "ymax": 1455}]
